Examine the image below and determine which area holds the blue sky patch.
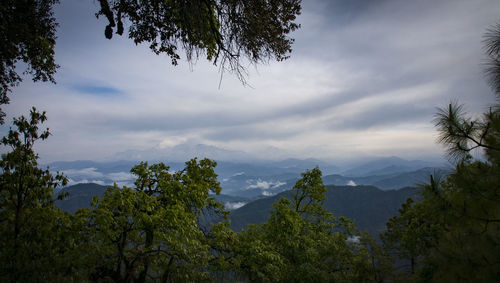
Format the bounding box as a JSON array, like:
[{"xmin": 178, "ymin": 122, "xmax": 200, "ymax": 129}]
[{"xmin": 71, "ymin": 84, "xmax": 123, "ymax": 96}]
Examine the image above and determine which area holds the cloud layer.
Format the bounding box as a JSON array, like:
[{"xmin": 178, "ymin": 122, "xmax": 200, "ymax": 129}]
[{"xmin": 1, "ymin": 0, "xmax": 499, "ymax": 162}]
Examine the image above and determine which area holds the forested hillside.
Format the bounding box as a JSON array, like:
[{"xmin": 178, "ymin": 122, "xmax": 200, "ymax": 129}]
[
  {"xmin": 230, "ymin": 185, "xmax": 420, "ymax": 235},
  {"xmin": 55, "ymin": 182, "xmax": 421, "ymax": 237}
]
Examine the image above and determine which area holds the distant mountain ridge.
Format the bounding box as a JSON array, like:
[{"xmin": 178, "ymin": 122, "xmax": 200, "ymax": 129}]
[
  {"xmin": 340, "ymin": 156, "xmax": 442, "ymax": 177},
  {"xmin": 55, "ymin": 183, "xmax": 109, "ymax": 212},
  {"xmin": 46, "ymin": 157, "xmax": 445, "ymax": 197},
  {"xmin": 322, "ymin": 167, "xmax": 449, "ymax": 191}
]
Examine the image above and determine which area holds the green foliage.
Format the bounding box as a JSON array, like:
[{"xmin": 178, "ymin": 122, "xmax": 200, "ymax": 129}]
[
  {"xmin": 382, "ymin": 24, "xmax": 500, "ymax": 282},
  {"xmin": 381, "ymin": 198, "xmax": 437, "ymax": 277},
  {"xmin": 0, "ymin": 112, "xmax": 237, "ymax": 281},
  {"xmin": 0, "ymin": 1, "xmax": 59, "ymax": 123},
  {"xmin": 434, "ymin": 103, "xmax": 500, "ymax": 161},
  {"xmin": 96, "ymin": 0, "xmax": 301, "ymax": 83},
  {"xmin": 132, "ymin": 158, "xmax": 226, "ymax": 217},
  {"xmin": 357, "ymin": 233, "xmax": 395, "ymax": 283},
  {"xmin": 79, "ymin": 158, "xmax": 229, "ymax": 282},
  {"xmin": 414, "ymin": 159, "xmax": 500, "ymax": 282},
  {"xmin": 383, "ymin": 92, "xmax": 500, "ymax": 283},
  {"xmin": 292, "ymin": 166, "xmax": 327, "ymax": 215},
  {"xmin": 0, "ymin": 108, "xmax": 84, "ymax": 281},
  {"xmin": 0, "ymin": 110, "xmax": 399, "ymax": 281},
  {"xmin": 0, "ymin": 1, "xmax": 301, "ymax": 122},
  {"xmin": 234, "ymin": 167, "xmax": 390, "ymax": 282},
  {"xmin": 416, "ymin": 29, "xmax": 500, "ymax": 280},
  {"xmin": 484, "ymin": 23, "xmax": 500, "ymax": 98}
]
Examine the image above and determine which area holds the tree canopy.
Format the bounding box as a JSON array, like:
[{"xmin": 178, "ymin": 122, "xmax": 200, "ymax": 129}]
[
  {"xmin": 381, "ymin": 23, "xmax": 500, "ymax": 282},
  {"xmin": 0, "ymin": 0, "xmax": 302, "ymax": 123},
  {"xmin": 233, "ymin": 167, "xmax": 392, "ymax": 282},
  {"xmin": 97, "ymin": 0, "xmax": 301, "ymax": 71},
  {"xmin": 0, "ymin": 0, "xmax": 59, "ymax": 123},
  {"xmin": 0, "ymin": 107, "xmax": 75, "ymax": 281}
]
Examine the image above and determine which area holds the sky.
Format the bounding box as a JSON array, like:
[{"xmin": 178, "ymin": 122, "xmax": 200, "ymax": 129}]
[{"xmin": 1, "ymin": 0, "xmax": 500, "ymax": 163}]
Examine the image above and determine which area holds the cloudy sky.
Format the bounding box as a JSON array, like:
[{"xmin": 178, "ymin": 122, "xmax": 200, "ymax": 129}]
[{"xmin": 1, "ymin": 0, "xmax": 500, "ymax": 163}]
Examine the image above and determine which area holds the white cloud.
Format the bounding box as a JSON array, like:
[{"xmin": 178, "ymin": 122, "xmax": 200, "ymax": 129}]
[
  {"xmin": 246, "ymin": 180, "xmax": 286, "ymax": 190},
  {"xmin": 159, "ymin": 136, "xmax": 189, "ymax": 148},
  {"xmin": 347, "ymin": 180, "xmax": 357, "ymax": 186},
  {"xmin": 224, "ymin": 202, "xmax": 247, "ymax": 210},
  {"xmin": 262, "ymin": 191, "xmax": 275, "ymax": 197},
  {"xmin": 246, "ymin": 180, "xmax": 272, "ymax": 190},
  {"xmin": 66, "ymin": 178, "xmax": 105, "ymax": 186},
  {"xmin": 63, "ymin": 168, "xmax": 103, "ymax": 179},
  {"xmin": 347, "ymin": 235, "xmax": 360, "ymax": 244},
  {"xmin": 107, "ymin": 172, "xmax": 135, "ymax": 182}
]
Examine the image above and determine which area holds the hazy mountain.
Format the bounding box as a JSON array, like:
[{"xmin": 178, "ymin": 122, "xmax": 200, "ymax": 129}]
[
  {"xmin": 215, "ymin": 162, "xmax": 305, "ymax": 178},
  {"xmin": 47, "ymin": 156, "xmax": 443, "ymax": 199},
  {"xmin": 370, "ymin": 167, "xmax": 449, "ymax": 190},
  {"xmin": 264, "ymin": 158, "xmax": 339, "ymax": 175},
  {"xmin": 341, "ymin": 156, "xmax": 443, "ymax": 177},
  {"xmin": 46, "ymin": 158, "xmax": 338, "ymax": 196},
  {"xmin": 47, "ymin": 158, "xmax": 336, "ymax": 179},
  {"xmin": 321, "ymin": 167, "xmax": 448, "ymax": 191},
  {"xmin": 322, "ymin": 174, "xmax": 354, "ymax": 187}
]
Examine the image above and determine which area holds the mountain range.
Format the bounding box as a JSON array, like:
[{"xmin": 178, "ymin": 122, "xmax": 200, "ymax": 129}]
[{"xmin": 47, "ymin": 156, "xmax": 446, "ymax": 197}]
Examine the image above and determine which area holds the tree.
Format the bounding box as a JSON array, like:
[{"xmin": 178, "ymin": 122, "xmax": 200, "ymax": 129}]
[
  {"xmin": 0, "ymin": 0, "xmax": 302, "ymax": 123},
  {"xmin": 357, "ymin": 232, "xmax": 394, "ymax": 283},
  {"xmin": 80, "ymin": 158, "xmax": 229, "ymax": 282},
  {"xmin": 381, "ymin": 198, "xmax": 436, "ymax": 277},
  {"xmin": 382, "ymin": 23, "xmax": 500, "ymax": 282},
  {"xmin": 96, "ymin": 0, "xmax": 301, "ymax": 83},
  {"xmin": 414, "ymin": 24, "xmax": 500, "ymax": 281},
  {"xmin": 0, "ymin": 0, "xmax": 59, "ymax": 123},
  {"xmin": 484, "ymin": 22, "xmax": 500, "ymax": 98},
  {"xmin": 0, "ymin": 107, "xmax": 84, "ymax": 281},
  {"xmin": 418, "ymin": 159, "xmax": 500, "ymax": 282},
  {"xmin": 235, "ymin": 167, "xmax": 387, "ymax": 282}
]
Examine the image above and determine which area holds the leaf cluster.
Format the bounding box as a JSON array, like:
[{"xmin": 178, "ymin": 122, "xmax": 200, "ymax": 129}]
[
  {"xmin": 96, "ymin": 0, "xmax": 301, "ymax": 84},
  {"xmin": 0, "ymin": 0, "xmax": 59, "ymax": 123},
  {"xmin": 0, "ymin": 108, "xmax": 73, "ymax": 281}
]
